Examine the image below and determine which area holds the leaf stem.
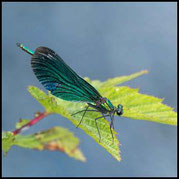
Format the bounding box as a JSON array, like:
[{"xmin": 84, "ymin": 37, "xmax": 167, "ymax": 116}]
[{"xmin": 12, "ymin": 111, "xmax": 50, "ymax": 135}]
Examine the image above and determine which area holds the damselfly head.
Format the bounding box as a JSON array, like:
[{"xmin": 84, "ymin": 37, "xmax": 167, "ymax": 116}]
[{"xmin": 116, "ymin": 104, "xmax": 123, "ymax": 116}]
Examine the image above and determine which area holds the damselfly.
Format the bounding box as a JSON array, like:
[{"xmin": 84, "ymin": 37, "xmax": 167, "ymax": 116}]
[{"xmin": 17, "ymin": 43, "xmax": 123, "ymax": 142}]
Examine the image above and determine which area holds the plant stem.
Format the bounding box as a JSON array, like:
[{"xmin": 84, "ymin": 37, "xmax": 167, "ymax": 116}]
[{"xmin": 12, "ymin": 111, "xmax": 50, "ymax": 135}]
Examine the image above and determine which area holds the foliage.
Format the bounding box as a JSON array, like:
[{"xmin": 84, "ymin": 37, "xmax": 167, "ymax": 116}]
[
  {"xmin": 2, "ymin": 126, "xmax": 85, "ymax": 162},
  {"xmin": 2, "ymin": 70, "xmax": 177, "ymax": 161}
]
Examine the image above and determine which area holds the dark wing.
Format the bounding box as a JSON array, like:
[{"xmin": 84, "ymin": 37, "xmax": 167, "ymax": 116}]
[{"xmin": 31, "ymin": 47, "xmax": 102, "ymax": 103}]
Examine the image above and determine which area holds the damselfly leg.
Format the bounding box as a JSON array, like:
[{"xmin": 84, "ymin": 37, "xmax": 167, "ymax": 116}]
[
  {"xmin": 94, "ymin": 114, "xmax": 110, "ymax": 142},
  {"xmin": 109, "ymin": 113, "xmax": 115, "ymax": 143},
  {"xmin": 71, "ymin": 106, "xmax": 116, "ymax": 143},
  {"xmin": 95, "ymin": 113, "xmax": 115, "ymax": 143},
  {"xmin": 76, "ymin": 106, "xmax": 89, "ymax": 128},
  {"xmin": 71, "ymin": 106, "xmax": 100, "ymax": 128}
]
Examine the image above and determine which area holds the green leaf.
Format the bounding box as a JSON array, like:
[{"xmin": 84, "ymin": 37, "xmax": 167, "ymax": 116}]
[
  {"xmin": 83, "ymin": 70, "xmax": 148, "ymax": 89},
  {"xmin": 2, "ymin": 132, "xmax": 15, "ymax": 155},
  {"xmin": 2, "ymin": 127, "xmax": 85, "ymax": 162},
  {"xmin": 99, "ymin": 86, "xmax": 177, "ymax": 126},
  {"xmin": 85, "ymin": 70, "xmax": 148, "ymax": 88},
  {"xmin": 27, "ymin": 70, "xmax": 177, "ymax": 161}
]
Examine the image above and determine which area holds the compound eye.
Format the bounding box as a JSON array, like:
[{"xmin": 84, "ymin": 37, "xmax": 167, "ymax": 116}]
[
  {"xmin": 117, "ymin": 111, "xmax": 123, "ymax": 116},
  {"xmin": 117, "ymin": 104, "xmax": 123, "ymax": 116}
]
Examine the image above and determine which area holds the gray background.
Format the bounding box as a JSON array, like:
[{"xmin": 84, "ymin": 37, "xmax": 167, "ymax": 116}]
[{"xmin": 2, "ymin": 2, "xmax": 177, "ymax": 177}]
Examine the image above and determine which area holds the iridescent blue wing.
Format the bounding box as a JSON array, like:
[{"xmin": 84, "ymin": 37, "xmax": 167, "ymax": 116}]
[{"xmin": 31, "ymin": 47, "xmax": 102, "ymax": 103}]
